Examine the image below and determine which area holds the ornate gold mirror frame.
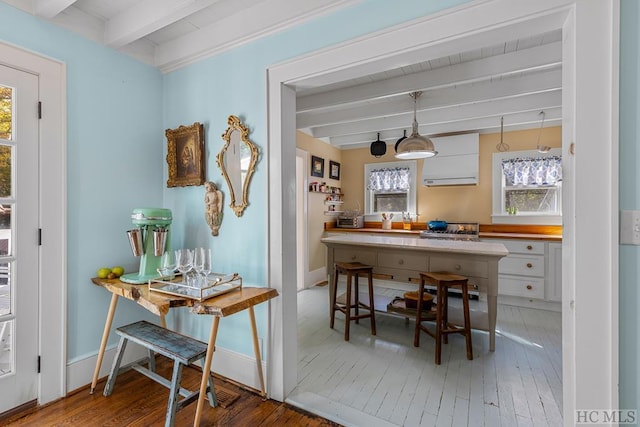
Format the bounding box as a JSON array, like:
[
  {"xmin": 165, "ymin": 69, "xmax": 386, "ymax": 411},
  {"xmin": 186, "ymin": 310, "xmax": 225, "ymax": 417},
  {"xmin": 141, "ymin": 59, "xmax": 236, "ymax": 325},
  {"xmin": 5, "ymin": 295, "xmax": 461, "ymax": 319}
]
[{"xmin": 217, "ymin": 115, "xmax": 258, "ymax": 217}]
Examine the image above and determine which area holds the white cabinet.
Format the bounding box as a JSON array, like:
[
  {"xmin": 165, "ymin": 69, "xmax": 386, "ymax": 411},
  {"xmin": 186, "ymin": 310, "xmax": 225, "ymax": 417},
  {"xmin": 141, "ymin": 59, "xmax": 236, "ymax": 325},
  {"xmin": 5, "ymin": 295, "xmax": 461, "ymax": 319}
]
[
  {"xmin": 546, "ymin": 242, "xmax": 562, "ymax": 302},
  {"xmin": 485, "ymin": 238, "xmax": 561, "ymax": 307}
]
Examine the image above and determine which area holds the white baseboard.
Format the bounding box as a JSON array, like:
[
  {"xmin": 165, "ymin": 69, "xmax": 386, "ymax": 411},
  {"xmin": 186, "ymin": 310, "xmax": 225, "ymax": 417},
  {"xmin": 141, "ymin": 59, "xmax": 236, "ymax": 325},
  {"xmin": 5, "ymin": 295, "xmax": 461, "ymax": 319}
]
[
  {"xmin": 66, "ymin": 343, "xmax": 266, "ymax": 395},
  {"xmin": 308, "ymin": 267, "xmax": 327, "ymax": 287}
]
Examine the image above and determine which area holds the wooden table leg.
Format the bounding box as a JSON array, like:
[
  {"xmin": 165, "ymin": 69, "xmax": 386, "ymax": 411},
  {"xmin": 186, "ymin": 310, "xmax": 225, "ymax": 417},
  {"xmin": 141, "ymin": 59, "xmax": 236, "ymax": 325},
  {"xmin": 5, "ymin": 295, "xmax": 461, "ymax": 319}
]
[
  {"xmin": 90, "ymin": 293, "xmax": 119, "ymax": 394},
  {"xmin": 248, "ymin": 306, "xmax": 266, "ymax": 397},
  {"xmin": 160, "ymin": 314, "xmax": 167, "ymax": 329},
  {"xmin": 193, "ymin": 316, "xmax": 219, "ymax": 427}
]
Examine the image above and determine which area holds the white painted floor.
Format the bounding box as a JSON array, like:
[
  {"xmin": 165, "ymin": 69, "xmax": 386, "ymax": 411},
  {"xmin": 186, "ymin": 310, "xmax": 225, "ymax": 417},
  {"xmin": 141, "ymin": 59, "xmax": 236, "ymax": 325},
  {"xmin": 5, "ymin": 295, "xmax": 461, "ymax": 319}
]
[{"xmin": 288, "ymin": 284, "xmax": 563, "ymax": 427}]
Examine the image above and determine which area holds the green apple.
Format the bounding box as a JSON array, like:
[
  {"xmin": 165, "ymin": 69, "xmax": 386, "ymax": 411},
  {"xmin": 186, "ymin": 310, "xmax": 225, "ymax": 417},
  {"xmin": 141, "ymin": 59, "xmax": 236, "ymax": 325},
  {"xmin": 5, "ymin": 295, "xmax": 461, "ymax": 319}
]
[
  {"xmin": 97, "ymin": 267, "xmax": 111, "ymax": 279},
  {"xmin": 111, "ymin": 266, "xmax": 125, "ymax": 277}
]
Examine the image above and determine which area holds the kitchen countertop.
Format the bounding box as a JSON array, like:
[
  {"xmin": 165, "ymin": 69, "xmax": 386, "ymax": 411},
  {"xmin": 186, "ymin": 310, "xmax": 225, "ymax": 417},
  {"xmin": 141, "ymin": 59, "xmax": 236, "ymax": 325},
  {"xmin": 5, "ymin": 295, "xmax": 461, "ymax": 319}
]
[
  {"xmin": 479, "ymin": 232, "xmax": 562, "ymax": 241},
  {"xmin": 324, "ymin": 223, "xmax": 562, "ymax": 242},
  {"xmin": 321, "ymin": 233, "xmax": 509, "ymax": 257}
]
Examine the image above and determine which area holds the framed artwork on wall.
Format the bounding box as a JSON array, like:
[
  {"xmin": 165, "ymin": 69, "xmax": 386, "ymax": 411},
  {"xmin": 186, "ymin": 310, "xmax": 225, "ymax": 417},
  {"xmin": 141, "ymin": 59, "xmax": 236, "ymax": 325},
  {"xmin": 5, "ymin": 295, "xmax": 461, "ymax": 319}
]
[
  {"xmin": 166, "ymin": 122, "xmax": 205, "ymax": 187},
  {"xmin": 311, "ymin": 155, "xmax": 324, "ymax": 178},
  {"xmin": 329, "ymin": 160, "xmax": 340, "ymax": 180}
]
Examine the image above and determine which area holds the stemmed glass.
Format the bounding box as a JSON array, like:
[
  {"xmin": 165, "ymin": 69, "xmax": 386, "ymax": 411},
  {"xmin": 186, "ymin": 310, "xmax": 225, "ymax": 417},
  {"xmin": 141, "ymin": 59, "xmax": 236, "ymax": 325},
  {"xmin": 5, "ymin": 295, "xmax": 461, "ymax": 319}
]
[
  {"xmin": 200, "ymin": 248, "xmax": 212, "ymax": 285},
  {"xmin": 193, "ymin": 248, "xmax": 212, "ymax": 288},
  {"xmin": 157, "ymin": 250, "xmax": 177, "ymax": 280},
  {"xmin": 175, "ymin": 249, "xmax": 193, "ymax": 283}
]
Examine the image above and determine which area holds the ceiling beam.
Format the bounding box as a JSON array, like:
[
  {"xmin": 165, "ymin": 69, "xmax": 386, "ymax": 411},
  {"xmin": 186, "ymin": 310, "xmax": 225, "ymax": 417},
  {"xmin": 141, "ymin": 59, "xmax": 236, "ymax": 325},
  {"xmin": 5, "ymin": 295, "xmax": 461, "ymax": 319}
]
[
  {"xmin": 155, "ymin": 0, "xmax": 359, "ymax": 72},
  {"xmin": 310, "ymin": 91, "xmax": 561, "ymax": 138},
  {"xmin": 34, "ymin": 0, "xmax": 77, "ymax": 19},
  {"xmin": 297, "ymin": 69, "xmax": 562, "ymax": 128},
  {"xmin": 104, "ymin": 0, "xmax": 223, "ymax": 48},
  {"xmin": 296, "ymin": 41, "xmax": 562, "ymax": 112}
]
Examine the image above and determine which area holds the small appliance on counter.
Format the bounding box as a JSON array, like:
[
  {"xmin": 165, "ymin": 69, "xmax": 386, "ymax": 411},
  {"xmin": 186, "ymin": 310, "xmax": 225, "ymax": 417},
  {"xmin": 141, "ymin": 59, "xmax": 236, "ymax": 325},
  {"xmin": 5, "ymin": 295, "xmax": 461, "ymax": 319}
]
[
  {"xmin": 336, "ymin": 210, "xmax": 364, "ymax": 228},
  {"xmin": 121, "ymin": 207, "xmax": 172, "ymax": 284}
]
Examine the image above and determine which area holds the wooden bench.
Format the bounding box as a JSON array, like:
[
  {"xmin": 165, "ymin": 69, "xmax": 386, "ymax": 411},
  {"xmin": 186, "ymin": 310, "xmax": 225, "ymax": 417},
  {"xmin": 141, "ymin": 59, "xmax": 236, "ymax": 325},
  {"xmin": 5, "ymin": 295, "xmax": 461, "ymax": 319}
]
[{"xmin": 103, "ymin": 320, "xmax": 217, "ymax": 427}]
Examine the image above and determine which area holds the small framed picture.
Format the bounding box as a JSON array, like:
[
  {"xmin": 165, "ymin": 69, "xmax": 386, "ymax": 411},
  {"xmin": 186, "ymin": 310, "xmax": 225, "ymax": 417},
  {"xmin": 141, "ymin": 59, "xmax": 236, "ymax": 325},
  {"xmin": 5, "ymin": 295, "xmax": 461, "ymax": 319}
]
[
  {"xmin": 329, "ymin": 160, "xmax": 341, "ymax": 180},
  {"xmin": 311, "ymin": 155, "xmax": 324, "ymax": 178},
  {"xmin": 166, "ymin": 122, "xmax": 205, "ymax": 187}
]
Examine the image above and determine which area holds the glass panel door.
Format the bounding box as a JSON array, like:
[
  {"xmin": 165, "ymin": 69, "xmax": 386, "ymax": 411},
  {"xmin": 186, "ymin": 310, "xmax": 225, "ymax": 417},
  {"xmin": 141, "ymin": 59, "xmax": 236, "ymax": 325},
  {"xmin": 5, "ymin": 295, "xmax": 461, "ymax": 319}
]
[{"xmin": 0, "ymin": 64, "xmax": 40, "ymax": 413}]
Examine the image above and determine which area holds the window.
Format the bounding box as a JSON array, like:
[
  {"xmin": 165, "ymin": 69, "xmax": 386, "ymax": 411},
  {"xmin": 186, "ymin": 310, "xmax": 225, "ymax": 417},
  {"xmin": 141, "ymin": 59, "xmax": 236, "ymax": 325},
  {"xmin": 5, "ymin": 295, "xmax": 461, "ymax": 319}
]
[
  {"xmin": 492, "ymin": 149, "xmax": 562, "ymax": 225},
  {"xmin": 364, "ymin": 160, "xmax": 417, "ymax": 218}
]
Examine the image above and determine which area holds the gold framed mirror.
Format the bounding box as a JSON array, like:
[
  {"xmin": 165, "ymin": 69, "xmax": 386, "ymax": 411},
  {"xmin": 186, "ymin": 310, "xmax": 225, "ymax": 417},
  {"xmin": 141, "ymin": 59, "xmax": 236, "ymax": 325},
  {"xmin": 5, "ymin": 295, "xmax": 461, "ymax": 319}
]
[{"xmin": 217, "ymin": 115, "xmax": 258, "ymax": 217}]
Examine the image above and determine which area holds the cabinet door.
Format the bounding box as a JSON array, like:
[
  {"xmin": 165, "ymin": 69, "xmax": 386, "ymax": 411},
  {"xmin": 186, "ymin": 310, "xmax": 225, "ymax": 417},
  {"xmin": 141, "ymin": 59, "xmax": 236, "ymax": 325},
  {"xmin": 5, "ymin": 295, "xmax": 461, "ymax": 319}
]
[{"xmin": 546, "ymin": 242, "xmax": 562, "ymax": 302}]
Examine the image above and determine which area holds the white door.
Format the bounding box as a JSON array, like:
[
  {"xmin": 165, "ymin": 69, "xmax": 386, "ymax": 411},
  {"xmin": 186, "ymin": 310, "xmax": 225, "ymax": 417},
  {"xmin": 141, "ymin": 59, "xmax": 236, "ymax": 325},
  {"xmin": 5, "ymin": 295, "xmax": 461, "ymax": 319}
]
[{"xmin": 0, "ymin": 64, "xmax": 40, "ymax": 413}]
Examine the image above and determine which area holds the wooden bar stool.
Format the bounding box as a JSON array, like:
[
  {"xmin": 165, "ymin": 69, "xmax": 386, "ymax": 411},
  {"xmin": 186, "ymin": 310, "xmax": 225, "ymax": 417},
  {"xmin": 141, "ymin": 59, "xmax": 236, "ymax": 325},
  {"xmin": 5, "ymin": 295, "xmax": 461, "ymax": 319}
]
[
  {"xmin": 330, "ymin": 262, "xmax": 376, "ymax": 341},
  {"xmin": 414, "ymin": 271, "xmax": 473, "ymax": 365}
]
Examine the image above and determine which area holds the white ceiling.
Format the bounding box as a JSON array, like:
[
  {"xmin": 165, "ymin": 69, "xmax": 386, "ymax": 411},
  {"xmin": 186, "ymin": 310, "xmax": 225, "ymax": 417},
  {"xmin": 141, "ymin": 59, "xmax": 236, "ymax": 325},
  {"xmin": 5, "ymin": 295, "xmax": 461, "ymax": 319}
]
[{"xmin": 2, "ymin": 0, "xmax": 562, "ymax": 151}]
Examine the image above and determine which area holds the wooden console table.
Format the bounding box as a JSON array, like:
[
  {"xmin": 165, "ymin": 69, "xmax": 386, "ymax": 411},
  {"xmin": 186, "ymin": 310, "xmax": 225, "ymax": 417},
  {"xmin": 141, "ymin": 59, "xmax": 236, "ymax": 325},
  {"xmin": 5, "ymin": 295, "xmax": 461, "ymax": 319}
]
[
  {"xmin": 90, "ymin": 277, "xmax": 278, "ymax": 426},
  {"xmin": 321, "ymin": 234, "xmax": 508, "ymax": 351}
]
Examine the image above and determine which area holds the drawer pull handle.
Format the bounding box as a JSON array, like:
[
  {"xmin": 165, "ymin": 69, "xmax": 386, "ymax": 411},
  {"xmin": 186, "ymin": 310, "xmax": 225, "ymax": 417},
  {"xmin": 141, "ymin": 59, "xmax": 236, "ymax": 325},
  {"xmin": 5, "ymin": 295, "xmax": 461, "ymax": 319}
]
[
  {"xmin": 527, "ymin": 245, "xmax": 533, "ymax": 250},
  {"xmin": 455, "ymin": 264, "xmax": 461, "ymax": 270},
  {"xmin": 351, "ymin": 255, "xmax": 357, "ymax": 261},
  {"xmin": 526, "ymin": 263, "xmax": 533, "ymax": 268},
  {"xmin": 398, "ymin": 259, "xmax": 404, "ymax": 265},
  {"xmin": 526, "ymin": 285, "xmax": 533, "ymax": 290}
]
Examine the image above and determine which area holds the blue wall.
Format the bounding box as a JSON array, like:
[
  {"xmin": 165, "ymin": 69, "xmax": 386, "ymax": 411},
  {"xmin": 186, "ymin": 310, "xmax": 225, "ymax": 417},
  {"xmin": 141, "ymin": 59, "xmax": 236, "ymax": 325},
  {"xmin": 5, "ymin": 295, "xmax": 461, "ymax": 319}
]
[
  {"xmin": 0, "ymin": 3, "xmax": 164, "ymax": 361},
  {"xmin": 619, "ymin": 0, "xmax": 640, "ymax": 413}
]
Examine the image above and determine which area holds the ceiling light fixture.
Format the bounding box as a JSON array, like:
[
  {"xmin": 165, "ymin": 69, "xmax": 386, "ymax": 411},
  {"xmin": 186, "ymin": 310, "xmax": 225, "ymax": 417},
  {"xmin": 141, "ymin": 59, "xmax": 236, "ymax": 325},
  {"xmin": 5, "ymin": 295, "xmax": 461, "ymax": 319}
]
[
  {"xmin": 536, "ymin": 110, "xmax": 551, "ymax": 153},
  {"xmin": 370, "ymin": 132, "xmax": 387, "ymax": 157},
  {"xmin": 395, "ymin": 91, "xmax": 437, "ymax": 159}
]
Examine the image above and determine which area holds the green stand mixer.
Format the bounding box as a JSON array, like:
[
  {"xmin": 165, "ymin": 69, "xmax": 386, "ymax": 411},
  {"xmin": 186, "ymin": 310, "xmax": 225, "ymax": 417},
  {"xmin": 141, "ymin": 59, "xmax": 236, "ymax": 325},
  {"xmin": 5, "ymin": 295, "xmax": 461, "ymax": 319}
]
[{"xmin": 120, "ymin": 207, "xmax": 172, "ymax": 284}]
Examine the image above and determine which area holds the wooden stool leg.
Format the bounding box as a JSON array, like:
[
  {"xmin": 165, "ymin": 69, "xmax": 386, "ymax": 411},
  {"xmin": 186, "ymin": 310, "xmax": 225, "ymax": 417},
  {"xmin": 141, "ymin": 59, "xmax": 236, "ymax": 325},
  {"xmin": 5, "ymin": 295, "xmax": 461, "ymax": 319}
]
[
  {"xmin": 414, "ymin": 277, "xmax": 425, "ymax": 347},
  {"xmin": 442, "ymin": 285, "xmax": 449, "ymax": 345},
  {"xmin": 103, "ymin": 336, "xmax": 128, "ymax": 397},
  {"xmin": 462, "ymin": 283, "xmax": 473, "ymax": 360},
  {"xmin": 344, "ymin": 272, "xmax": 352, "ymax": 341},
  {"xmin": 367, "ymin": 272, "xmax": 376, "ymax": 336},
  {"xmin": 165, "ymin": 361, "xmax": 184, "ymax": 427},
  {"xmin": 435, "ymin": 282, "xmax": 444, "ymax": 365},
  {"xmin": 354, "ymin": 273, "xmax": 360, "ymax": 324},
  {"xmin": 330, "ymin": 266, "xmax": 339, "ymax": 329}
]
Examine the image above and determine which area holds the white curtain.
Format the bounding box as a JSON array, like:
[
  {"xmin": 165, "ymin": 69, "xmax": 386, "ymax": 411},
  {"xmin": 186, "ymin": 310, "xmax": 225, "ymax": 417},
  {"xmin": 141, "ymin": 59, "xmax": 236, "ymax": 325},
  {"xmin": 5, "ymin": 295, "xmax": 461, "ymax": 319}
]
[
  {"xmin": 367, "ymin": 167, "xmax": 411, "ymax": 192},
  {"xmin": 501, "ymin": 156, "xmax": 562, "ymax": 186}
]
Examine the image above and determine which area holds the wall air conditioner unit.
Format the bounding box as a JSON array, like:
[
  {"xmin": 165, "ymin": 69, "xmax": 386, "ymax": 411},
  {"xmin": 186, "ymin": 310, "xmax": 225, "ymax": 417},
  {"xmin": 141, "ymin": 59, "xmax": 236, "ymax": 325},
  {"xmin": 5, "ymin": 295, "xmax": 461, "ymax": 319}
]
[{"xmin": 422, "ymin": 133, "xmax": 479, "ymax": 186}]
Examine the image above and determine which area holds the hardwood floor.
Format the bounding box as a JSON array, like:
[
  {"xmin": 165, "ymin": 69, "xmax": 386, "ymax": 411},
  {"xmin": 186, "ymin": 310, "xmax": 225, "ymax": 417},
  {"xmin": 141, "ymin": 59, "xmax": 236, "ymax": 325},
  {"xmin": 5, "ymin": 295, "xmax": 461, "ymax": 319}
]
[
  {"xmin": 289, "ymin": 284, "xmax": 563, "ymax": 427},
  {"xmin": 1, "ymin": 357, "xmax": 339, "ymax": 426}
]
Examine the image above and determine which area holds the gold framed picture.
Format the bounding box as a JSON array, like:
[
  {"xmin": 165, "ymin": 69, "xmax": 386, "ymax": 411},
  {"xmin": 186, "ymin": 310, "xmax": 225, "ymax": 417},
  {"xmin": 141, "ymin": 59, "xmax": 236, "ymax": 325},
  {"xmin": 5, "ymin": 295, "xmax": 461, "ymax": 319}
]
[{"xmin": 166, "ymin": 122, "xmax": 205, "ymax": 187}]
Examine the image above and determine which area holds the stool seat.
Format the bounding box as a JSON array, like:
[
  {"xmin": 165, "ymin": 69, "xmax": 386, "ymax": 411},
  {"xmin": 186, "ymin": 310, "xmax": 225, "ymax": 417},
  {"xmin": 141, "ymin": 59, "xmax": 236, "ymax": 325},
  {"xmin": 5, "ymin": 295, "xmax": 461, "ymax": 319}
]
[
  {"xmin": 330, "ymin": 262, "xmax": 376, "ymax": 341},
  {"xmin": 414, "ymin": 271, "xmax": 473, "ymax": 365}
]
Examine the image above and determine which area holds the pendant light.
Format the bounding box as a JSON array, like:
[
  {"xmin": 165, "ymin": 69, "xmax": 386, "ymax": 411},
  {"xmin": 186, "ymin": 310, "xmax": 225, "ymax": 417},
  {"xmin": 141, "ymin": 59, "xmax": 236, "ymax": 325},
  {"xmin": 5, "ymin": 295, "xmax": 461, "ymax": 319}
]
[
  {"xmin": 395, "ymin": 91, "xmax": 437, "ymax": 159},
  {"xmin": 394, "ymin": 129, "xmax": 407, "ymax": 153},
  {"xmin": 536, "ymin": 111, "xmax": 551, "ymax": 153},
  {"xmin": 370, "ymin": 132, "xmax": 386, "ymax": 157}
]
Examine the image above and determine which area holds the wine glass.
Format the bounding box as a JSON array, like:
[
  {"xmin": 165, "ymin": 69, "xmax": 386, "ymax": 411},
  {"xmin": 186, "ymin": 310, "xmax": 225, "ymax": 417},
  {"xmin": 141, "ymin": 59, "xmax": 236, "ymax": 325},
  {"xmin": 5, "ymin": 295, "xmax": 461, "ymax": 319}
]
[
  {"xmin": 200, "ymin": 248, "xmax": 212, "ymax": 285},
  {"xmin": 175, "ymin": 249, "xmax": 193, "ymax": 283},
  {"xmin": 193, "ymin": 247, "xmax": 205, "ymax": 287},
  {"xmin": 157, "ymin": 250, "xmax": 177, "ymax": 280}
]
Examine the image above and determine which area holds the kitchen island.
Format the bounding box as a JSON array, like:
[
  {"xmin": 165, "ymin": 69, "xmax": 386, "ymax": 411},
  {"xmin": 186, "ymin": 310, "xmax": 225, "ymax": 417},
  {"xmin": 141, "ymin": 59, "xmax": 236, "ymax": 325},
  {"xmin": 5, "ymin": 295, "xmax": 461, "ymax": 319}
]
[{"xmin": 321, "ymin": 233, "xmax": 509, "ymax": 351}]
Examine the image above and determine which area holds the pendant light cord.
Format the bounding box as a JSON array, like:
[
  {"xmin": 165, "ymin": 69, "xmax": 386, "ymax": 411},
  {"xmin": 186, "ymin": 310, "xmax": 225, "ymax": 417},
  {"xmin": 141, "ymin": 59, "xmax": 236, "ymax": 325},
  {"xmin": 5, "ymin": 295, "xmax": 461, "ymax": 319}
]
[
  {"xmin": 496, "ymin": 116, "xmax": 509, "ymax": 152},
  {"xmin": 536, "ymin": 111, "xmax": 551, "ymax": 153}
]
